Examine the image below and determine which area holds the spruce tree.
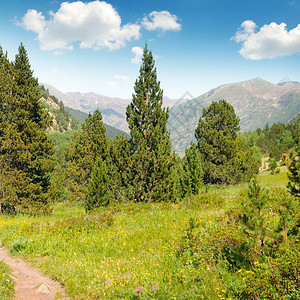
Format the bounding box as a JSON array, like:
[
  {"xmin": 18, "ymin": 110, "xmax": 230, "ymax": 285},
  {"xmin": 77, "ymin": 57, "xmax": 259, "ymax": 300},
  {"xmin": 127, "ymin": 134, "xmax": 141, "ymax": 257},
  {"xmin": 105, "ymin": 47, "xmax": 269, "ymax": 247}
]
[
  {"xmin": 126, "ymin": 45, "xmax": 175, "ymax": 202},
  {"xmin": 0, "ymin": 44, "xmax": 55, "ymax": 214}
]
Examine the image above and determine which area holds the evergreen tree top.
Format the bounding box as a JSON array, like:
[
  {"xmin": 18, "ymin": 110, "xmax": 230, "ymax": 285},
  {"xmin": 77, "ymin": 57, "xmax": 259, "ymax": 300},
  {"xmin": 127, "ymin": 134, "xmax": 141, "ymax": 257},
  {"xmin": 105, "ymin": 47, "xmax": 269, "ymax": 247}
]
[{"xmin": 127, "ymin": 44, "xmax": 169, "ymax": 150}]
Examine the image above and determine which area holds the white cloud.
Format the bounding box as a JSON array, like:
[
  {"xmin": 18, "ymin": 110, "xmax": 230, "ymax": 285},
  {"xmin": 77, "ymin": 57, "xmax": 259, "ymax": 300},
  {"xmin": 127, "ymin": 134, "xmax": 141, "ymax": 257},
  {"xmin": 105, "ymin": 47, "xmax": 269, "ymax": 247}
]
[
  {"xmin": 131, "ymin": 46, "xmax": 143, "ymax": 64},
  {"xmin": 114, "ymin": 75, "xmax": 129, "ymax": 81},
  {"xmin": 20, "ymin": 9, "xmax": 45, "ymax": 34},
  {"xmin": 232, "ymin": 20, "xmax": 300, "ymax": 60},
  {"xmin": 232, "ymin": 20, "xmax": 257, "ymax": 43},
  {"xmin": 142, "ymin": 11, "xmax": 181, "ymax": 32},
  {"xmin": 19, "ymin": 1, "xmax": 141, "ymax": 51}
]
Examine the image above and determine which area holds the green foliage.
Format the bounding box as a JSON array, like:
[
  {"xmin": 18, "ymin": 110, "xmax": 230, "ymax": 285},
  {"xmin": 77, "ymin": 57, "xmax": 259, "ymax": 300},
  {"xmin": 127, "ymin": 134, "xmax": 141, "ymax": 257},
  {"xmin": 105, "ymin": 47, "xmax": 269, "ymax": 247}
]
[
  {"xmin": 126, "ymin": 45, "xmax": 176, "ymax": 202},
  {"xmin": 195, "ymin": 100, "xmax": 258, "ymax": 185},
  {"xmin": 63, "ymin": 109, "xmax": 109, "ymax": 202},
  {"xmin": 40, "ymin": 85, "xmax": 77, "ymax": 132},
  {"xmin": 287, "ymin": 146, "xmax": 300, "ymax": 198},
  {"xmin": 0, "ymin": 44, "xmax": 55, "ymax": 214},
  {"xmin": 244, "ymin": 118, "xmax": 299, "ymax": 161},
  {"xmin": 108, "ymin": 134, "xmax": 133, "ymax": 202},
  {"xmin": 10, "ymin": 237, "xmax": 31, "ymax": 254},
  {"xmin": 48, "ymin": 129, "xmax": 78, "ymax": 157},
  {"xmin": 271, "ymin": 188, "xmax": 299, "ymax": 243},
  {"xmin": 85, "ymin": 158, "xmax": 110, "ymax": 211},
  {"xmin": 181, "ymin": 142, "xmax": 203, "ymax": 195},
  {"xmin": 269, "ymin": 158, "xmax": 278, "ymax": 174},
  {"xmin": 240, "ymin": 177, "xmax": 270, "ymax": 247}
]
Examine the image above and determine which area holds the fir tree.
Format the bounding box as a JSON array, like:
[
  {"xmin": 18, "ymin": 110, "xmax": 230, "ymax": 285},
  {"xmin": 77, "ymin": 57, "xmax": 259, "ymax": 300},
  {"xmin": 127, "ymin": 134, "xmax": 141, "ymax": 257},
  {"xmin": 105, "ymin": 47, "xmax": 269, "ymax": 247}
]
[
  {"xmin": 0, "ymin": 44, "xmax": 55, "ymax": 214},
  {"xmin": 126, "ymin": 44, "xmax": 175, "ymax": 202}
]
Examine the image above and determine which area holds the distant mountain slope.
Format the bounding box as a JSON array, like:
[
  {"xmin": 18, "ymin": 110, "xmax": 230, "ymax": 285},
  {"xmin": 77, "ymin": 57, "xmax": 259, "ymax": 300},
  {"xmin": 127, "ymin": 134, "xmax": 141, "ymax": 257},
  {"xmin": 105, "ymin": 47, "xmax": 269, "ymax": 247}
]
[
  {"xmin": 64, "ymin": 104, "xmax": 130, "ymax": 140},
  {"xmin": 40, "ymin": 85, "xmax": 77, "ymax": 132},
  {"xmin": 64, "ymin": 106, "xmax": 88, "ymax": 124},
  {"xmin": 168, "ymin": 78, "xmax": 300, "ymax": 155},
  {"xmin": 41, "ymin": 83, "xmax": 179, "ymax": 133},
  {"xmin": 41, "ymin": 83, "xmax": 130, "ymax": 133},
  {"xmin": 40, "ymin": 84, "xmax": 129, "ymax": 140},
  {"xmin": 41, "ymin": 78, "xmax": 300, "ymax": 155}
]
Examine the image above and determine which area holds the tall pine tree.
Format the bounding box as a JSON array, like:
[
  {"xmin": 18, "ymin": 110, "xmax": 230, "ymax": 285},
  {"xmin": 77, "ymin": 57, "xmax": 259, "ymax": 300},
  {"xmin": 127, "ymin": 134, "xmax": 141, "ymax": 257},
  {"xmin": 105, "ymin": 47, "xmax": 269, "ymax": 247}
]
[
  {"xmin": 0, "ymin": 44, "xmax": 55, "ymax": 214},
  {"xmin": 126, "ymin": 45, "xmax": 176, "ymax": 202}
]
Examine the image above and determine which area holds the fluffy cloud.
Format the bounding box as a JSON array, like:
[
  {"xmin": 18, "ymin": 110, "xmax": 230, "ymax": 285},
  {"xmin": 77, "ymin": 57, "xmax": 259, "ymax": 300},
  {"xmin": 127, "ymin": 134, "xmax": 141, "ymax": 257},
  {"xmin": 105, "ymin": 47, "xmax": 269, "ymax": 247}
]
[
  {"xmin": 21, "ymin": 9, "xmax": 45, "ymax": 33},
  {"xmin": 131, "ymin": 46, "xmax": 143, "ymax": 64},
  {"xmin": 232, "ymin": 20, "xmax": 300, "ymax": 60},
  {"xmin": 19, "ymin": 1, "xmax": 140, "ymax": 51},
  {"xmin": 142, "ymin": 11, "xmax": 181, "ymax": 32},
  {"xmin": 232, "ymin": 20, "xmax": 257, "ymax": 43}
]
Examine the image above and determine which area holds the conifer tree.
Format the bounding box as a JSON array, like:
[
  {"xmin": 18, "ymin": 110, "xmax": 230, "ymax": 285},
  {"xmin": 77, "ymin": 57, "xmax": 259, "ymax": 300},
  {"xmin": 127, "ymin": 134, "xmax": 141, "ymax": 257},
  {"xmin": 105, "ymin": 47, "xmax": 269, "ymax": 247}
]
[
  {"xmin": 108, "ymin": 134, "xmax": 132, "ymax": 202},
  {"xmin": 85, "ymin": 158, "xmax": 110, "ymax": 211},
  {"xmin": 0, "ymin": 44, "xmax": 55, "ymax": 214},
  {"xmin": 195, "ymin": 100, "xmax": 257, "ymax": 184},
  {"xmin": 126, "ymin": 45, "xmax": 175, "ymax": 202},
  {"xmin": 182, "ymin": 142, "xmax": 203, "ymax": 195},
  {"xmin": 287, "ymin": 146, "xmax": 300, "ymax": 198},
  {"xmin": 64, "ymin": 109, "xmax": 108, "ymax": 201}
]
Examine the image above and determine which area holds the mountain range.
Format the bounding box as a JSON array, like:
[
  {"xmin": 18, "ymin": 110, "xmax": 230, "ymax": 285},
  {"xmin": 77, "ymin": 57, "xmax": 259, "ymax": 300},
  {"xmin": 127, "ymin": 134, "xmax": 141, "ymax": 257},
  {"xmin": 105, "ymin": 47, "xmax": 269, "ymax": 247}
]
[
  {"xmin": 42, "ymin": 83, "xmax": 183, "ymax": 133},
  {"xmin": 40, "ymin": 87, "xmax": 129, "ymax": 140},
  {"xmin": 42, "ymin": 77, "xmax": 300, "ymax": 155},
  {"xmin": 168, "ymin": 77, "xmax": 300, "ymax": 154}
]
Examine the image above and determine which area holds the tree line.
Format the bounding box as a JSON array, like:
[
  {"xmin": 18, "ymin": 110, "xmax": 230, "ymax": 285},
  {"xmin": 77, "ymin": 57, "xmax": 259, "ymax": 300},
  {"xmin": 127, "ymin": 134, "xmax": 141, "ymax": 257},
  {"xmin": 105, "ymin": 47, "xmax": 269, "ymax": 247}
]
[
  {"xmin": 242, "ymin": 116, "xmax": 299, "ymax": 161},
  {"xmin": 0, "ymin": 44, "xmax": 299, "ymax": 214}
]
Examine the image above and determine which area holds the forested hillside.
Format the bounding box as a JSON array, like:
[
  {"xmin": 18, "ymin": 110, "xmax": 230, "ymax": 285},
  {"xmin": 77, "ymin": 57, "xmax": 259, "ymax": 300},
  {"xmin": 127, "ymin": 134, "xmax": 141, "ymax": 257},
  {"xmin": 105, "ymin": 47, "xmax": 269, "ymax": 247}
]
[
  {"xmin": 40, "ymin": 85, "xmax": 77, "ymax": 132},
  {"xmin": 40, "ymin": 85, "xmax": 129, "ymax": 140}
]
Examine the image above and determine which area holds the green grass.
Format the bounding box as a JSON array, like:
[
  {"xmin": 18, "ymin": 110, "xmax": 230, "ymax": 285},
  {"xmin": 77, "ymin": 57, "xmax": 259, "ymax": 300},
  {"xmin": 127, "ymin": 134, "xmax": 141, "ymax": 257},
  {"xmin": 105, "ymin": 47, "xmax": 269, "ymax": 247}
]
[
  {"xmin": 0, "ymin": 261, "xmax": 14, "ymax": 299},
  {"xmin": 258, "ymin": 165, "xmax": 289, "ymax": 189},
  {"xmin": 0, "ymin": 169, "xmax": 297, "ymax": 299}
]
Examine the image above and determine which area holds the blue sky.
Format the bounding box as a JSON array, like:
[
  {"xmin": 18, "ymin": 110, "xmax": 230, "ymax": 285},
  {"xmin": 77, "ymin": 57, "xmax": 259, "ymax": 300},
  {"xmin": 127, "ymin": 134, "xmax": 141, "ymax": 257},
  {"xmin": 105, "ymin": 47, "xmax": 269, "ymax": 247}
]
[{"xmin": 0, "ymin": 0, "xmax": 299, "ymax": 99}]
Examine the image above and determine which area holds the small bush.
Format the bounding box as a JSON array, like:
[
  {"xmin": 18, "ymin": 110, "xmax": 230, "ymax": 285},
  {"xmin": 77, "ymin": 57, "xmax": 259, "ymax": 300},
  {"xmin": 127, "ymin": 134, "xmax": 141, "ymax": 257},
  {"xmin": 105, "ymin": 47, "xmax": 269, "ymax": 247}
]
[{"xmin": 10, "ymin": 237, "xmax": 31, "ymax": 254}]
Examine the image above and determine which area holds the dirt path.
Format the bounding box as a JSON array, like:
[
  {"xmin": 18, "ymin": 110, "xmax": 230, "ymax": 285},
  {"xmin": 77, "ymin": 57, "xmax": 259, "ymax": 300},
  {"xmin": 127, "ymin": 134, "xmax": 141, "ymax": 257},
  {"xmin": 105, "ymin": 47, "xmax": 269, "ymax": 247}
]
[{"xmin": 0, "ymin": 246, "xmax": 67, "ymax": 300}]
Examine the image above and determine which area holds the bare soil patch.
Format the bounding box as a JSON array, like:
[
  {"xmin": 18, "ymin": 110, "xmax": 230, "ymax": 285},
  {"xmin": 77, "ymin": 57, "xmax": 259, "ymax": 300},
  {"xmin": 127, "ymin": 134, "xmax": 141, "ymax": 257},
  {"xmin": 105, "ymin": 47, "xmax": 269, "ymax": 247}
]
[{"xmin": 0, "ymin": 246, "xmax": 67, "ymax": 300}]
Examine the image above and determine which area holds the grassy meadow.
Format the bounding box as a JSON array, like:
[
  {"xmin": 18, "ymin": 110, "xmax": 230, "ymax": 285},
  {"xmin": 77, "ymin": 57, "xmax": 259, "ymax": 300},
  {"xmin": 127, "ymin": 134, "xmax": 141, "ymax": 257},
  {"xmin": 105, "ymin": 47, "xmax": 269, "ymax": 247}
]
[{"xmin": 0, "ymin": 167, "xmax": 299, "ymax": 299}]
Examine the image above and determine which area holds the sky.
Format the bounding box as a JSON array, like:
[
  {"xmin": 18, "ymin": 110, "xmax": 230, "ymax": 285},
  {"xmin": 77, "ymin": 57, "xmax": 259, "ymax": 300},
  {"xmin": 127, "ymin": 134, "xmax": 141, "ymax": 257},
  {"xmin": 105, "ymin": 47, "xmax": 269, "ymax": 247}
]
[{"xmin": 0, "ymin": 0, "xmax": 300, "ymax": 99}]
